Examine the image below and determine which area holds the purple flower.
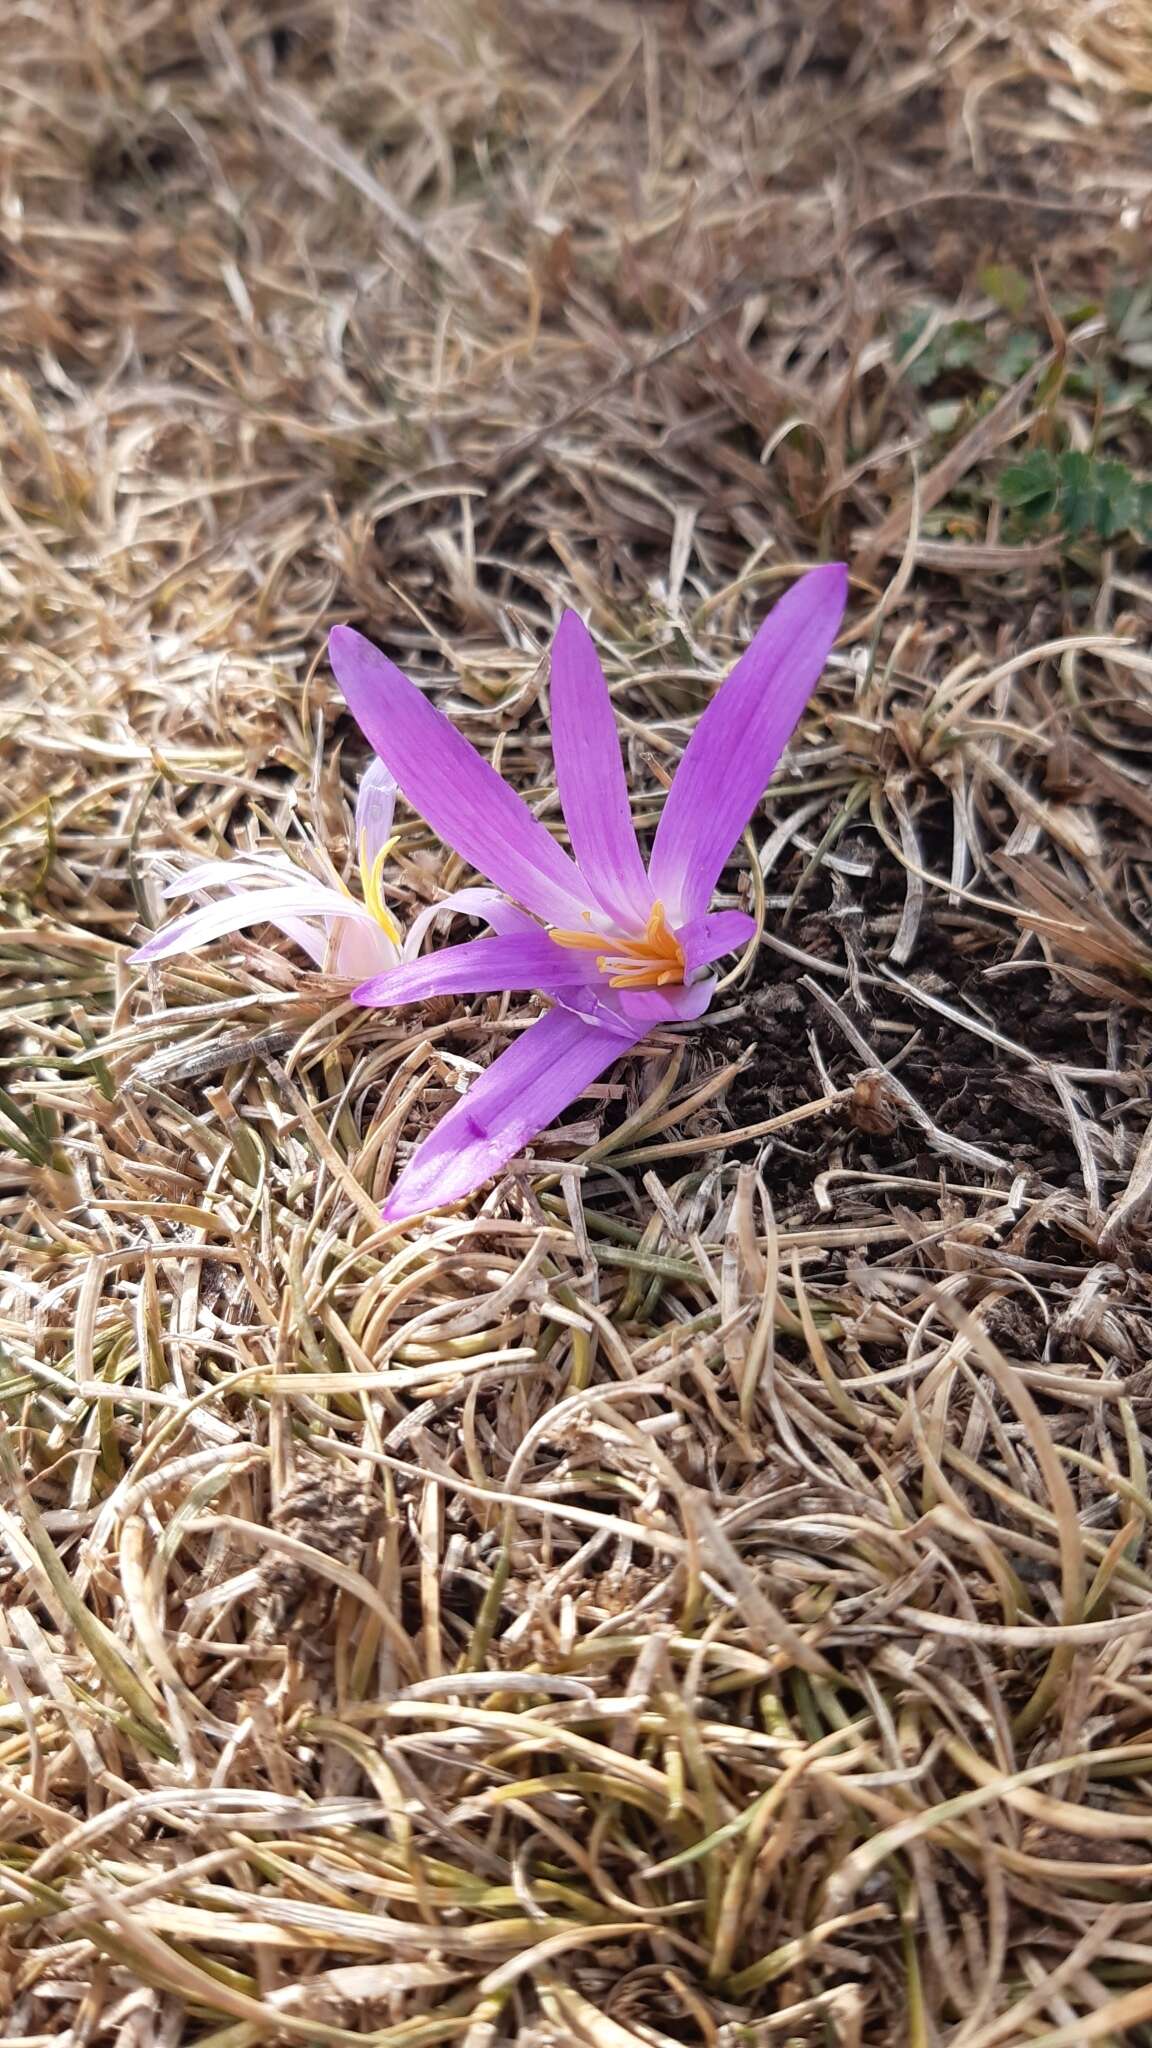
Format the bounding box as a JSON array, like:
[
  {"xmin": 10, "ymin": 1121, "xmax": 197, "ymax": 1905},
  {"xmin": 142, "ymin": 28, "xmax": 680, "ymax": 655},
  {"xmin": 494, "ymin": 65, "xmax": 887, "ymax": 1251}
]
[
  {"xmin": 130, "ymin": 760, "xmax": 419, "ymax": 979},
  {"xmin": 329, "ymin": 563, "xmax": 847, "ymax": 1222}
]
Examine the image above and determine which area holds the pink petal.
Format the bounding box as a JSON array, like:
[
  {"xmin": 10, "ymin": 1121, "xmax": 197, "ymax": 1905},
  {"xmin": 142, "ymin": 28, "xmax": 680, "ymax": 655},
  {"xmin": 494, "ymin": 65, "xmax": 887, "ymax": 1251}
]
[
  {"xmin": 616, "ymin": 978, "xmax": 716, "ymax": 1024},
  {"xmin": 333, "ymin": 919, "xmax": 402, "ymax": 979},
  {"xmin": 676, "ymin": 909, "xmax": 757, "ymax": 978},
  {"xmin": 277, "ymin": 918, "xmax": 332, "ymax": 969},
  {"xmin": 648, "ymin": 564, "xmax": 847, "ymax": 923},
  {"xmin": 329, "ymin": 626, "xmax": 591, "ymax": 925},
  {"xmin": 382, "ymin": 1004, "xmax": 649, "ymax": 1222},
  {"xmin": 129, "ymin": 883, "xmax": 369, "ymax": 964},
  {"xmin": 353, "ymin": 932, "xmax": 593, "ymax": 1009},
  {"xmin": 550, "ymin": 611, "xmax": 653, "ymax": 927},
  {"xmin": 354, "ymin": 757, "xmax": 398, "ymax": 868}
]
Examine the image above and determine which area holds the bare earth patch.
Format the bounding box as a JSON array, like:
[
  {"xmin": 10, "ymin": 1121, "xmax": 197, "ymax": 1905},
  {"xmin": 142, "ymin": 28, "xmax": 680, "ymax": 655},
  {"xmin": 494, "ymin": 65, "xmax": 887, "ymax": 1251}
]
[{"xmin": 3, "ymin": 2, "xmax": 1152, "ymax": 2043}]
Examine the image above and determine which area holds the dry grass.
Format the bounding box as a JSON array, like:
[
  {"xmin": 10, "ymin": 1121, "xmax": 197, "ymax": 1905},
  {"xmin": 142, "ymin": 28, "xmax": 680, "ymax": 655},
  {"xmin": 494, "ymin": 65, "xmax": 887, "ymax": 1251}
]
[{"xmin": 4, "ymin": 1, "xmax": 1152, "ymax": 2042}]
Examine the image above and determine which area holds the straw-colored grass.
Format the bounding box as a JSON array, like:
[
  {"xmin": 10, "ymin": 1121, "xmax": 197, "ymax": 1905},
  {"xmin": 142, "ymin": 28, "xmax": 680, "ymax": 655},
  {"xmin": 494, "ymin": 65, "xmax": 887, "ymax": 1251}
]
[{"xmin": 4, "ymin": 2, "xmax": 1152, "ymax": 2041}]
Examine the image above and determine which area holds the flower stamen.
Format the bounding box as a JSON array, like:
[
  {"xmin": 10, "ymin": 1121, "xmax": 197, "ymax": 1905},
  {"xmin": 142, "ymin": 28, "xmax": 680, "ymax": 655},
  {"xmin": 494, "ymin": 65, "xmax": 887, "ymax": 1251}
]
[
  {"xmin": 551, "ymin": 900, "xmax": 685, "ymax": 991},
  {"xmin": 358, "ymin": 831, "xmax": 401, "ymax": 943}
]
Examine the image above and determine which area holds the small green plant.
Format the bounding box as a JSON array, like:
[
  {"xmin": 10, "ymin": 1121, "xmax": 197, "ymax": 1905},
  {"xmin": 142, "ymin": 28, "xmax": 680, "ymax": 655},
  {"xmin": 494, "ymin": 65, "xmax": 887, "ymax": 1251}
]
[
  {"xmin": 893, "ymin": 270, "xmax": 1045, "ymax": 397},
  {"xmin": 894, "ymin": 309, "xmax": 985, "ymax": 389},
  {"xmin": 0, "ymin": 1087, "xmax": 59, "ymax": 1166},
  {"xmin": 1107, "ymin": 280, "xmax": 1152, "ymax": 370},
  {"xmin": 998, "ymin": 447, "xmax": 1152, "ymax": 542},
  {"xmin": 892, "ymin": 277, "xmax": 1152, "ymax": 550}
]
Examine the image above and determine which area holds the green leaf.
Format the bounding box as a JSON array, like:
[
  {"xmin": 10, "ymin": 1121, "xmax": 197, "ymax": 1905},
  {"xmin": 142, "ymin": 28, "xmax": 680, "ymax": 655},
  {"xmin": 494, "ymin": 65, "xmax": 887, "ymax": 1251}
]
[
  {"xmin": 895, "ymin": 308, "xmax": 936, "ymax": 384},
  {"xmin": 0, "ymin": 1088, "xmax": 54, "ymax": 1166},
  {"xmin": 941, "ymin": 323, "xmax": 983, "ymax": 370},
  {"xmin": 895, "ymin": 311, "xmax": 984, "ymax": 389},
  {"xmin": 994, "ymin": 331, "xmax": 1043, "ymax": 385},
  {"xmin": 1108, "ymin": 280, "xmax": 1152, "ymax": 340},
  {"xmin": 999, "ymin": 449, "xmax": 1058, "ymax": 521},
  {"xmin": 1056, "ymin": 450, "xmax": 1097, "ymax": 536},
  {"xmin": 980, "ymin": 263, "xmax": 1030, "ymax": 318},
  {"xmin": 1001, "ymin": 446, "xmax": 1148, "ymax": 546},
  {"xmin": 1058, "ymin": 295, "xmax": 1102, "ymax": 329},
  {"xmin": 1106, "ymin": 282, "xmax": 1152, "ymax": 368},
  {"xmin": 1093, "ymin": 458, "xmax": 1140, "ymax": 539}
]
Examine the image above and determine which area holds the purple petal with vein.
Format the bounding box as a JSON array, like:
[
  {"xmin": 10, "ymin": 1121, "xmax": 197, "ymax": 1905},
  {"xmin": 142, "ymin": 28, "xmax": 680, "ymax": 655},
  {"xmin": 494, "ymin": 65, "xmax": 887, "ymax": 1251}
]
[
  {"xmin": 329, "ymin": 626, "xmax": 592, "ymax": 925},
  {"xmin": 550, "ymin": 610, "xmax": 652, "ymax": 927},
  {"xmin": 353, "ymin": 931, "xmax": 594, "ymax": 1009},
  {"xmin": 555, "ymin": 989, "xmax": 657, "ymax": 1040},
  {"xmin": 382, "ymin": 1004, "xmax": 648, "ymax": 1222},
  {"xmin": 130, "ymin": 883, "xmax": 371, "ymax": 964},
  {"xmin": 354, "ymin": 757, "xmax": 398, "ymax": 866},
  {"xmin": 648, "ymin": 563, "xmax": 847, "ymax": 923},
  {"xmin": 677, "ymin": 909, "xmax": 757, "ymax": 978}
]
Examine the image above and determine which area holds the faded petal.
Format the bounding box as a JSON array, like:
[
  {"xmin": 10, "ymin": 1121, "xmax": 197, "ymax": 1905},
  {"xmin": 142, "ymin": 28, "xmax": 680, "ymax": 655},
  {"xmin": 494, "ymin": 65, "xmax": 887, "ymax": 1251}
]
[
  {"xmin": 277, "ymin": 920, "xmax": 333, "ymax": 968},
  {"xmin": 353, "ymin": 931, "xmax": 593, "ymax": 1010},
  {"xmin": 402, "ymin": 887, "xmax": 536, "ymax": 962},
  {"xmin": 354, "ymin": 757, "xmax": 398, "ymax": 869},
  {"xmin": 160, "ymin": 854, "xmax": 306, "ymax": 897},
  {"xmin": 381, "ymin": 1002, "xmax": 649, "ymax": 1222},
  {"xmin": 130, "ymin": 883, "xmax": 374, "ymax": 965},
  {"xmin": 550, "ymin": 610, "xmax": 652, "ymax": 927},
  {"xmin": 648, "ymin": 564, "xmax": 847, "ymax": 923},
  {"xmin": 332, "ymin": 918, "xmax": 402, "ymax": 980},
  {"xmin": 330, "ymin": 626, "xmax": 591, "ymax": 926}
]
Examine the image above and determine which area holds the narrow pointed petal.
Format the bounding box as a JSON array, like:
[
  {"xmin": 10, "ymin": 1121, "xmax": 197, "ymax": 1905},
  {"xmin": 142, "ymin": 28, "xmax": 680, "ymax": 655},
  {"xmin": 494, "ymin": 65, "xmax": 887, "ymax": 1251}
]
[
  {"xmin": 550, "ymin": 611, "xmax": 652, "ymax": 926},
  {"xmin": 382, "ymin": 1004, "xmax": 648, "ymax": 1222},
  {"xmin": 354, "ymin": 757, "xmax": 398, "ymax": 867},
  {"xmin": 353, "ymin": 932, "xmax": 593, "ymax": 1010},
  {"xmin": 129, "ymin": 883, "xmax": 371, "ymax": 964},
  {"xmin": 676, "ymin": 909, "xmax": 757, "ymax": 978},
  {"xmin": 402, "ymin": 887, "xmax": 536, "ymax": 962},
  {"xmin": 648, "ymin": 564, "xmax": 847, "ymax": 923},
  {"xmin": 161, "ymin": 854, "xmax": 303, "ymax": 898},
  {"xmin": 330, "ymin": 626, "xmax": 591, "ymax": 925}
]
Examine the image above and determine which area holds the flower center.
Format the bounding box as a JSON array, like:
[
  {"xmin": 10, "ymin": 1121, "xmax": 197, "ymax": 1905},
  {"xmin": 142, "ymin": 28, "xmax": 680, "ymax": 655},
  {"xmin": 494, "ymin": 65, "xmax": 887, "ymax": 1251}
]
[{"xmin": 550, "ymin": 901, "xmax": 686, "ymax": 990}]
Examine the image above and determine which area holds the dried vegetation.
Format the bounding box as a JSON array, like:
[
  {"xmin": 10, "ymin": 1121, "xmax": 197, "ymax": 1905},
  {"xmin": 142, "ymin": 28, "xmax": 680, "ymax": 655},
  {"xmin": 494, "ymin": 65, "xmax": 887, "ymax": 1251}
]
[{"xmin": 4, "ymin": 1, "xmax": 1152, "ymax": 2042}]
